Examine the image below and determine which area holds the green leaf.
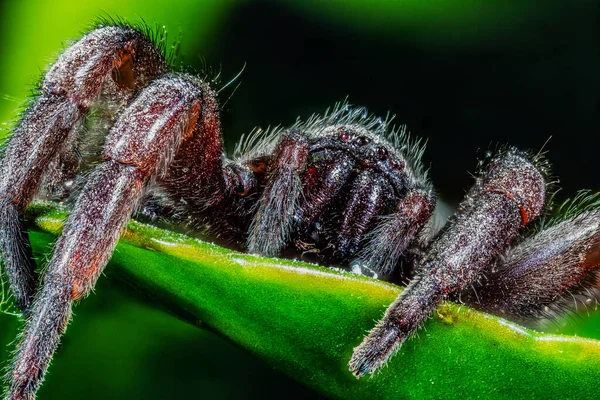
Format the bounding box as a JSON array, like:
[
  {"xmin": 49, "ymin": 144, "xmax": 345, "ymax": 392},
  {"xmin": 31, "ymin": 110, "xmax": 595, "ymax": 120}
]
[{"xmin": 21, "ymin": 202, "xmax": 600, "ymax": 399}]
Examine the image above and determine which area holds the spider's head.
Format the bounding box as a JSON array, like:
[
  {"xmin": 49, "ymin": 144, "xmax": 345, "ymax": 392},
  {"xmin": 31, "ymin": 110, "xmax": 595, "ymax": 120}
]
[
  {"xmin": 308, "ymin": 123, "xmax": 414, "ymax": 198},
  {"xmin": 338, "ymin": 124, "xmax": 411, "ymax": 195}
]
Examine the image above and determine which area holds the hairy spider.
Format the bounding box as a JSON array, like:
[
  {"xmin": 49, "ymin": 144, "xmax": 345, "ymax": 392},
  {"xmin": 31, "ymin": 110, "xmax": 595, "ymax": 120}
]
[{"xmin": 2, "ymin": 22, "xmax": 600, "ymax": 399}]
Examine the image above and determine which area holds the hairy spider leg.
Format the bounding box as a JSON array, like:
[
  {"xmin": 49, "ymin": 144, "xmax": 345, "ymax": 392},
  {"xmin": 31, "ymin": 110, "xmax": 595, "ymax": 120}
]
[
  {"xmin": 6, "ymin": 75, "xmax": 205, "ymax": 400},
  {"xmin": 0, "ymin": 26, "xmax": 166, "ymax": 310},
  {"xmin": 465, "ymin": 208, "xmax": 600, "ymax": 319},
  {"xmin": 149, "ymin": 80, "xmax": 255, "ymax": 245},
  {"xmin": 0, "ymin": 98, "xmax": 80, "ymax": 312},
  {"xmin": 359, "ymin": 189, "xmax": 435, "ymax": 277},
  {"xmin": 160, "ymin": 79, "xmax": 234, "ymax": 204},
  {"xmin": 247, "ymin": 130, "xmax": 310, "ymax": 256},
  {"xmin": 349, "ymin": 149, "xmax": 546, "ymax": 377}
]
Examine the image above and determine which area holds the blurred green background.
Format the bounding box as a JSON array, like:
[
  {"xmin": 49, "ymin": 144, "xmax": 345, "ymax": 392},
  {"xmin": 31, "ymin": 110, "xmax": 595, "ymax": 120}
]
[{"xmin": 0, "ymin": 0, "xmax": 598, "ymax": 398}]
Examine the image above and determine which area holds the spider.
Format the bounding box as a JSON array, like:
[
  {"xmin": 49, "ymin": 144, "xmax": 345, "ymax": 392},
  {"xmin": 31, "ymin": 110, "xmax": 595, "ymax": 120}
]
[{"xmin": 2, "ymin": 22, "xmax": 600, "ymax": 399}]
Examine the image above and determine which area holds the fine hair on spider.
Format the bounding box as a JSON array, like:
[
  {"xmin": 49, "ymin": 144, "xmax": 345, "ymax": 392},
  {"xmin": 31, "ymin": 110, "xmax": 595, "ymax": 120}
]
[{"xmin": 1, "ymin": 19, "xmax": 600, "ymax": 400}]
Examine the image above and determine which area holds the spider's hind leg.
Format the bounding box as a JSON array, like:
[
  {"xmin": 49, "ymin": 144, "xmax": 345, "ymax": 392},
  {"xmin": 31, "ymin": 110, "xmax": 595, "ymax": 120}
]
[
  {"xmin": 0, "ymin": 25, "xmax": 166, "ymax": 310},
  {"xmin": 0, "ymin": 95, "xmax": 82, "ymax": 310},
  {"xmin": 7, "ymin": 74, "xmax": 207, "ymax": 400},
  {"xmin": 0, "ymin": 198, "xmax": 36, "ymax": 312}
]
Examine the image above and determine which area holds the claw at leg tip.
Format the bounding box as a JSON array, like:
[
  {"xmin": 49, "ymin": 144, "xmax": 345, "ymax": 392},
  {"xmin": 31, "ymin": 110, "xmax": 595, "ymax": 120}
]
[{"xmin": 349, "ymin": 346, "xmax": 377, "ymax": 379}]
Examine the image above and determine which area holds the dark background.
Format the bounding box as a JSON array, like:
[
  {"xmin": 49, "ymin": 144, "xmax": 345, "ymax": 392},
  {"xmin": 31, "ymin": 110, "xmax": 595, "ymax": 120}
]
[
  {"xmin": 0, "ymin": 0, "xmax": 598, "ymax": 398},
  {"xmin": 208, "ymin": 1, "xmax": 599, "ymax": 205}
]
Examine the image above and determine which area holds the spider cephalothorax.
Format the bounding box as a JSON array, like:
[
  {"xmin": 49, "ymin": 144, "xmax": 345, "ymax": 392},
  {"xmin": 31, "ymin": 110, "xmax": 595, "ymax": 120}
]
[{"xmin": 1, "ymin": 22, "xmax": 600, "ymax": 399}]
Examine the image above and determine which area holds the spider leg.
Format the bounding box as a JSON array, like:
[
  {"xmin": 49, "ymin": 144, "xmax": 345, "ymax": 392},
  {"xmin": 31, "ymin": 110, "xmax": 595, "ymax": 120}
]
[
  {"xmin": 7, "ymin": 75, "xmax": 203, "ymax": 400},
  {"xmin": 159, "ymin": 79, "xmax": 230, "ymax": 204},
  {"xmin": 463, "ymin": 208, "xmax": 600, "ymax": 320},
  {"xmin": 0, "ymin": 97, "xmax": 82, "ymax": 311},
  {"xmin": 359, "ymin": 188, "xmax": 435, "ymax": 276},
  {"xmin": 349, "ymin": 149, "xmax": 546, "ymax": 377},
  {"xmin": 153, "ymin": 79, "xmax": 258, "ymax": 246},
  {"xmin": 0, "ymin": 26, "xmax": 166, "ymax": 310},
  {"xmin": 247, "ymin": 130, "xmax": 310, "ymax": 256}
]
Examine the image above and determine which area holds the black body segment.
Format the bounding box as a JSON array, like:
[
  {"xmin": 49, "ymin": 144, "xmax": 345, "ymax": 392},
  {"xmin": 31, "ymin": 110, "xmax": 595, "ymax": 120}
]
[{"xmin": 349, "ymin": 150, "xmax": 546, "ymax": 377}]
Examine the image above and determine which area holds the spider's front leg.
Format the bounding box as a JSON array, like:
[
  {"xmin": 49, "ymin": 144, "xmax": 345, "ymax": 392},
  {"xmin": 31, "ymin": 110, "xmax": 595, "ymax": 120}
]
[
  {"xmin": 6, "ymin": 74, "xmax": 222, "ymax": 400},
  {"xmin": 0, "ymin": 26, "xmax": 166, "ymax": 310},
  {"xmin": 349, "ymin": 149, "xmax": 546, "ymax": 377}
]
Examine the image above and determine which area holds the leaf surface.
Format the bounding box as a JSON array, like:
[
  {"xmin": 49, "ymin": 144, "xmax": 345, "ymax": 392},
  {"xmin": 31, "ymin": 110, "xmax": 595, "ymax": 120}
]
[{"xmin": 24, "ymin": 202, "xmax": 600, "ymax": 399}]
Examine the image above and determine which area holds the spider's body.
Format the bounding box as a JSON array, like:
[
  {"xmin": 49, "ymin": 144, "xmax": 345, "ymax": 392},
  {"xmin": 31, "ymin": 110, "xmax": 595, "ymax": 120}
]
[{"xmin": 1, "ymin": 23, "xmax": 600, "ymax": 399}]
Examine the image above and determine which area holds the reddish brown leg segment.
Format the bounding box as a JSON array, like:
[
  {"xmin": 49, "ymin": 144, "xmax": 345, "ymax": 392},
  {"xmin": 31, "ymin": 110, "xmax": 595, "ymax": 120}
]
[
  {"xmin": 9, "ymin": 162, "xmax": 143, "ymax": 400},
  {"xmin": 0, "ymin": 96, "xmax": 81, "ymax": 310}
]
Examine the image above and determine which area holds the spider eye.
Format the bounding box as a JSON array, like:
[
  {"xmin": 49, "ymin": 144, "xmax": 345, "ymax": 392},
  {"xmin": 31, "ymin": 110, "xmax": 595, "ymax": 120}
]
[
  {"xmin": 338, "ymin": 130, "xmax": 351, "ymax": 142},
  {"xmin": 356, "ymin": 136, "xmax": 369, "ymax": 146},
  {"xmin": 377, "ymin": 147, "xmax": 388, "ymax": 160},
  {"xmin": 390, "ymin": 159, "xmax": 406, "ymax": 171}
]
